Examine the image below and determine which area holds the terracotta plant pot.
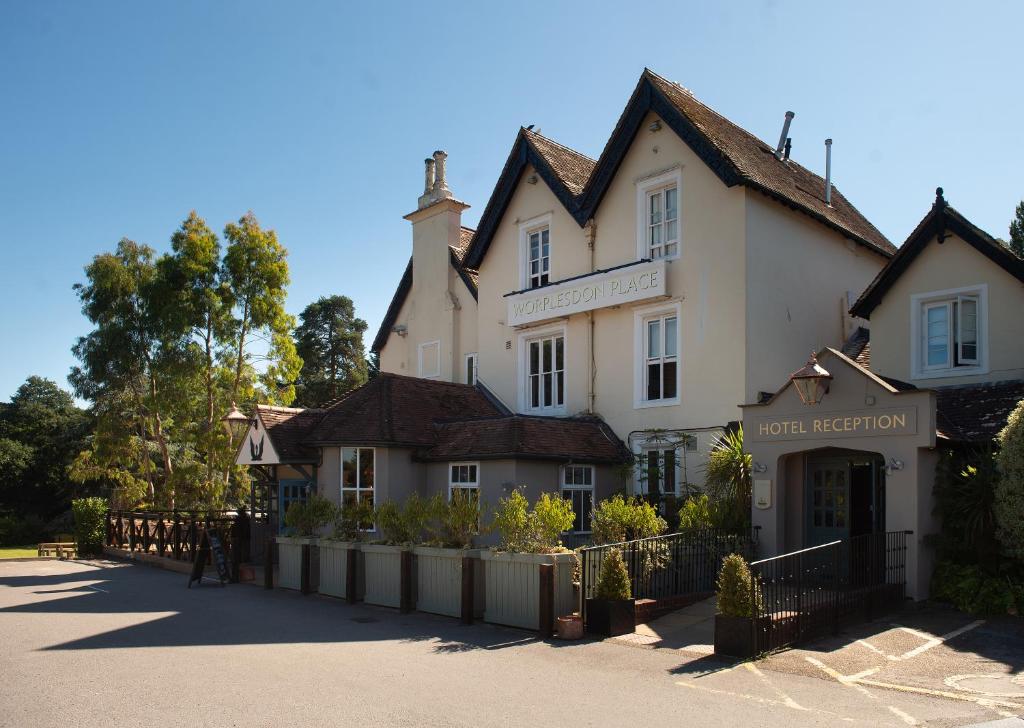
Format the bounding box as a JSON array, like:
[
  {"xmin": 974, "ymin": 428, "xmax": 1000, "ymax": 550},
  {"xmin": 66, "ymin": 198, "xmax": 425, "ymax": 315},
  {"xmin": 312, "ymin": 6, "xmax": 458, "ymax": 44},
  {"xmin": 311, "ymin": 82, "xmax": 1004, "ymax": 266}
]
[{"xmin": 556, "ymin": 614, "xmax": 584, "ymax": 640}]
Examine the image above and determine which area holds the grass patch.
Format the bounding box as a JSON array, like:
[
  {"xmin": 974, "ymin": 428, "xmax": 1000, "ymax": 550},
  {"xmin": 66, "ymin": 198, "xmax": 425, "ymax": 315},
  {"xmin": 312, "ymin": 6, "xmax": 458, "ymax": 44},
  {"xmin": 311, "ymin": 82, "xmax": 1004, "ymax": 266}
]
[{"xmin": 0, "ymin": 546, "xmax": 39, "ymax": 559}]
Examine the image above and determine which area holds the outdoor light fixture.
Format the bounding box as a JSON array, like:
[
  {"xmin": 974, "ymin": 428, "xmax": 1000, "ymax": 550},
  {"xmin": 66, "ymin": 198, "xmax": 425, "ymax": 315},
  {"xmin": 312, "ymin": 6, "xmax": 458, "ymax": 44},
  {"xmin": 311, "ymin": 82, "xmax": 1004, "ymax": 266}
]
[
  {"xmin": 221, "ymin": 402, "xmax": 254, "ymax": 439},
  {"xmin": 885, "ymin": 458, "xmax": 905, "ymax": 475},
  {"xmin": 789, "ymin": 352, "xmax": 832, "ymax": 405},
  {"xmin": 752, "ymin": 462, "xmax": 768, "ymax": 474}
]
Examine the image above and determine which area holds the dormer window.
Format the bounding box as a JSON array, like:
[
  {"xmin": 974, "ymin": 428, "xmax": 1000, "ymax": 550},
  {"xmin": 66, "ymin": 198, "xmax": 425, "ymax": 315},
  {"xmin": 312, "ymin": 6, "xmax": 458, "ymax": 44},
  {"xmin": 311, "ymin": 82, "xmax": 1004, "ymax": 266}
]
[{"xmin": 911, "ymin": 285, "xmax": 987, "ymax": 379}]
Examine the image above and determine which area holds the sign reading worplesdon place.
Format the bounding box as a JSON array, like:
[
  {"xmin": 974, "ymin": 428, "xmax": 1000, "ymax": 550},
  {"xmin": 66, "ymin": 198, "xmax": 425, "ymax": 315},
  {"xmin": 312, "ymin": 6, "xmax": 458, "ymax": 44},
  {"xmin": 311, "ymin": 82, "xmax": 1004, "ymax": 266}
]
[
  {"xmin": 506, "ymin": 259, "xmax": 668, "ymax": 327},
  {"xmin": 748, "ymin": 407, "xmax": 918, "ymax": 443}
]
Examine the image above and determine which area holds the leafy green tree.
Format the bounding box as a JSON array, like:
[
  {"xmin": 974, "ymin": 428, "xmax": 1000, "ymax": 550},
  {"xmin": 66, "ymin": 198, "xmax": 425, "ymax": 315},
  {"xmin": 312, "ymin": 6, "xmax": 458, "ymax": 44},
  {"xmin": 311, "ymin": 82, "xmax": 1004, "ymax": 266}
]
[
  {"xmin": 293, "ymin": 295, "xmax": 368, "ymax": 407},
  {"xmin": 222, "ymin": 212, "xmax": 302, "ymax": 411},
  {"xmin": 0, "ymin": 377, "xmax": 91, "ymax": 521},
  {"xmin": 1009, "ymin": 201, "xmax": 1024, "ymax": 258}
]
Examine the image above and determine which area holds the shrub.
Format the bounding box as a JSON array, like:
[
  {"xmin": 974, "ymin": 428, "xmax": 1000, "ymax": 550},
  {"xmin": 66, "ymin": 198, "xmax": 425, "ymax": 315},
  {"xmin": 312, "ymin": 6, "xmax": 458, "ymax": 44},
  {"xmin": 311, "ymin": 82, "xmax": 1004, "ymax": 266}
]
[
  {"xmin": 931, "ymin": 448, "xmax": 999, "ymax": 560},
  {"xmin": 595, "ymin": 549, "xmax": 632, "ymax": 601},
  {"xmin": 427, "ymin": 490, "xmax": 480, "ymax": 549},
  {"xmin": 283, "ymin": 494, "xmax": 336, "ymax": 537},
  {"xmin": 676, "ymin": 494, "xmax": 720, "ymax": 531},
  {"xmin": 330, "ymin": 498, "xmax": 374, "ymax": 542},
  {"xmin": 591, "ymin": 494, "xmax": 667, "ymax": 545},
  {"xmin": 0, "ymin": 513, "xmax": 47, "ymax": 546},
  {"xmin": 716, "ymin": 553, "xmax": 762, "ymax": 618},
  {"xmin": 375, "ymin": 493, "xmax": 430, "ymax": 545},
  {"xmin": 490, "ymin": 489, "xmax": 576, "ymax": 553},
  {"xmin": 704, "ymin": 427, "xmax": 752, "ymax": 531},
  {"xmin": 931, "ymin": 559, "xmax": 1024, "ymax": 616},
  {"xmin": 71, "ymin": 497, "xmax": 107, "ymax": 556},
  {"xmin": 996, "ymin": 399, "xmax": 1024, "ymax": 560}
]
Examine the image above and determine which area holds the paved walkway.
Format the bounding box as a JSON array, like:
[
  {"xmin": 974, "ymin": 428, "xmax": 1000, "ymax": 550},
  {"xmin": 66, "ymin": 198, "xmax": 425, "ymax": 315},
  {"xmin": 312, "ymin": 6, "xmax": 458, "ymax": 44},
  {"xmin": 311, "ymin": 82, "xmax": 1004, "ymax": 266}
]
[{"xmin": 614, "ymin": 595, "xmax": 717, "ymax": 654}]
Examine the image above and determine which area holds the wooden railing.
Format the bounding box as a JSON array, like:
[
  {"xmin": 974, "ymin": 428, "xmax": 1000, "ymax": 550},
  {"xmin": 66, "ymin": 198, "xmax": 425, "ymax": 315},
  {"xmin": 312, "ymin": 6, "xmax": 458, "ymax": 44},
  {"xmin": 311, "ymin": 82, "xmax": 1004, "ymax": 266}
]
[{"xmin": 105, "ymin": 510, "xmax": 243, "ymax": 569}]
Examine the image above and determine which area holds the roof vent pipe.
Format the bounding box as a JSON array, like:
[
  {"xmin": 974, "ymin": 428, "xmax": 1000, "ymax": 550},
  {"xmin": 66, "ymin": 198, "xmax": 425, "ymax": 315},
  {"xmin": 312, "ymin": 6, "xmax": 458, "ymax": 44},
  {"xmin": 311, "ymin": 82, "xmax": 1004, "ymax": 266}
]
[
  {"xmin": 774, "ymin": 111, "xmax": 795, "ymax": 159},
  {"xmin": 783, "ymin": 137, "xmax": 792, "ymax": 160},
  {"xmin": 824, "ymin": 138, "xmax": 833, "ymax": 206}
]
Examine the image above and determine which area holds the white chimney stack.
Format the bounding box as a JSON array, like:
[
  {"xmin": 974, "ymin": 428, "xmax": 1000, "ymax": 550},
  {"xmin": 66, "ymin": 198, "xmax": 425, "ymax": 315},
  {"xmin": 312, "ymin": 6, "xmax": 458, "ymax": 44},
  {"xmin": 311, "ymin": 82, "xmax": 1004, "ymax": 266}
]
[{"xmin": 418, "ymin": 158, "xmax": 436, "ymax": 209}]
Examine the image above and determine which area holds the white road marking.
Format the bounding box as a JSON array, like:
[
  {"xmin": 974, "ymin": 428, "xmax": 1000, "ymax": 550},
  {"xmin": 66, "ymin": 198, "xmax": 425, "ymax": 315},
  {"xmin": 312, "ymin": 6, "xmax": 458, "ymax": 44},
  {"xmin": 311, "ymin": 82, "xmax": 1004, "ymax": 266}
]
[
  {"xmin": 85, "ymin": 584, "xmax": 108, "ymax": 593},
  {"xmin": 855, "ymin": 677, "xmax": 1024, "ymax": 710},
  {"xmin": 743, "ymin": 661, "xmax": 806, "ymax": 711},
  {"xmin": 676, "ymin": 681, "xmax": 856, "ymax": 722},
  {"xmin": 892, "ymin": 620, "xmax": 985, "ymax": 661},
  {"xmin": 887, "ymin": 705, "xmax": 918, "ymax": 725},
  {"xmin": 805, "ymin": 656, "xmax": 879, "ymax": 701},
  {"xmin": 856, "ymin": 638, "xmax": 890, "ymax": 658}
]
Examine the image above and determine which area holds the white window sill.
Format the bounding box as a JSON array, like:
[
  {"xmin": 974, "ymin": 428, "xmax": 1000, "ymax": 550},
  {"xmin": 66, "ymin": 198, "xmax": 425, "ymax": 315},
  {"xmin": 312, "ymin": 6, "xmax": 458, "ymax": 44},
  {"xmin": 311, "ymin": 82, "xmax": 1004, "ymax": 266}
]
[
  {"xmin": 524, "ymin": 407, "xmax": 567, "ymax": 417},
  {"xmin": 912, "ymin": 365, "xmax": 987, "ymax": 381},
  {"xmin": 634, "ymin": 397, "xmax": 681, "ymax": 409}
]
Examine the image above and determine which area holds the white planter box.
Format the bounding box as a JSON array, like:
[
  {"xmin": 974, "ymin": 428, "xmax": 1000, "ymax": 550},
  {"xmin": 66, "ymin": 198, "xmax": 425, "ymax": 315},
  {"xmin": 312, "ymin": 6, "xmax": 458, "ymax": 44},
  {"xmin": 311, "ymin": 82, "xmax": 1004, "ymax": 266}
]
[
  {"xmin": 481, "ymin": 551, "xmax": 576, "ymax": 630},
  {"xmin": 276, "ymin": 536, "xmax": 319, "ymax": 592},
  {"xmin": 412, "ymin": 546, "xmax": 484, "ymax": 618},
  {"xmin": 362, "ymin": 544, "xmax": 411, "ymax": 609},
  {"xmin": 318, "ymin": 541, "xmax": 364, "ymax": 601}
]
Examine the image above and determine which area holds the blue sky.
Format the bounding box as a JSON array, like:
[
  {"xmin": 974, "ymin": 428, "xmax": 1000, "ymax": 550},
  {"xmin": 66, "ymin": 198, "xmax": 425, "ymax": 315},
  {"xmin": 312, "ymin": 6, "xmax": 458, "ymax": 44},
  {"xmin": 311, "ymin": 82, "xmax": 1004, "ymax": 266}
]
[{"xmin": 2, "ymin": 0, "xmax": 1021, "ymax": 403}]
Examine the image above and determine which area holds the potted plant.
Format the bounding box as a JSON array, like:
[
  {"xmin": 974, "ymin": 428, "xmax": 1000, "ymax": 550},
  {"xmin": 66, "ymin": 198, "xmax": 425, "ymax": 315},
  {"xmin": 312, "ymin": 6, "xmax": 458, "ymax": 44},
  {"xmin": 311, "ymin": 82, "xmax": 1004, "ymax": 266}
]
[
  {"xmin": 413, "ymin": 491, "xmax": 485, "ymax": 619},
  {"xmin": 362, "ymin": 494, "xmax": 428, "ymax": 609},
  {"xmin": 585, "ymin": 549, "xmax": 636, "ymax": 636},
  {"xmin": 277, "ymin": 494, "xmax": 335, "ymax": 591},
  {"xmin": 319, "ymin": 498, "xmax": 373, "ymax": 601},
  {"xmin": 713, "ymin": 553, "xmax": 762, "ymax": 658},
  {"xmin": 481, "ymin": 490, "xmax": 577, "ymax": 630}
]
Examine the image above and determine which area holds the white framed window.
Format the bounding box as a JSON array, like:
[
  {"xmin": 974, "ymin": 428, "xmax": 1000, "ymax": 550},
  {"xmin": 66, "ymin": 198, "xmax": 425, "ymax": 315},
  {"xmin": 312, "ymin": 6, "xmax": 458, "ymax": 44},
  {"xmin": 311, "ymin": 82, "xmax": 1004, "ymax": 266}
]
[
  {"xmin": 636, "ymin": 167, "xmax": 682, "ymax": 260},
  {"xmin": 527, "ymin": 226, "xmax": 550, "ymax": 289},
  {"xmin": 910, "ymin": 285, "xmax": 987, "ymax": 380},
  {"xmin": 518, "ymin": 325, "xmax": 566, "ymax": 414},
  {"xmin": 448, "ymin": 461, "xmax": 479, "ymax": 500},
  {"xmin": 341, "ymin": 447, "xmax": 375, "ymax": 530},
  {"xmin": 518, "ymin": 213, "xmax": 553, "ymax": 290},
  {"xmin": 418, "ymin": 340, "xmax": 440, "ymax": 378},
  {"xmin": 464, "ymin": 353, "xmax": 478, "ymax": 386},
  {"xmin": 633, "ymin": 300, "xmax": 682, "ymax": 408},
  {"xmin": 640, "ymin": 447, "xmax": 679, "ymax": 500},
  {"xmin": 561, "ymin": 465, "xmax": 594, "ymax": 534}
]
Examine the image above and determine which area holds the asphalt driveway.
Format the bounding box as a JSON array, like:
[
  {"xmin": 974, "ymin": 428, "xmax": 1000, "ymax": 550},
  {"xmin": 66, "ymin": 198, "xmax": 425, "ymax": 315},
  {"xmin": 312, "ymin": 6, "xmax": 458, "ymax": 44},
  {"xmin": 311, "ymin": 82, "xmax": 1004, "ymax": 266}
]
[{"xmin": 0, "ymin": 558, "xmax": 1019, "ymax": 727}]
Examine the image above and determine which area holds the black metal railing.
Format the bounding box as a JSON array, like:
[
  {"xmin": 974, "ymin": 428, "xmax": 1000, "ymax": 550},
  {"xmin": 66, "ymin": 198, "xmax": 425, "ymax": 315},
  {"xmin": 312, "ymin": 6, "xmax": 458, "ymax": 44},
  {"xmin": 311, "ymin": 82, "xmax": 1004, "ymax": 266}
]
[
  {"xmin": 750, "ymin": 530, "xmax": 911, "ymax": 653},
  {"xmin": 580, "ymin": 528, "xmax": 756, "ymax": 612}
]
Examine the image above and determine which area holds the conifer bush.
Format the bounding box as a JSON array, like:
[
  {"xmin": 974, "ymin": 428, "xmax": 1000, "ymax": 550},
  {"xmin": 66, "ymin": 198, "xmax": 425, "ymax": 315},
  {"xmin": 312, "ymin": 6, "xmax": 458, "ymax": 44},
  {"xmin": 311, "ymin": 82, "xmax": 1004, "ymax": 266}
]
[
  {"xmin": 996, "ymin": 399, "xmax": 1024, "ymax": 560},
  {"xmin": 716, "ymin": 553, "xmax": 762, "ymax": 618},
  {"xmin": 595, "ymin": 549, "xmax": 632, "ymax": 601}
]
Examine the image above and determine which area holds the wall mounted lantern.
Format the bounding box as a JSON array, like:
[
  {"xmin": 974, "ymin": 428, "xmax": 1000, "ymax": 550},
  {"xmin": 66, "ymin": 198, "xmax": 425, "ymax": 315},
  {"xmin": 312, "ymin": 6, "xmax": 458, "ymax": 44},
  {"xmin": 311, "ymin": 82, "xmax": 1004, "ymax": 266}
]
[
  {"xmin": 884, "ymin": 458, "xmax": 905, "ymax": 475},
  {"xmin": 790, "ymin": 352, "xmax": 833, "ymax": 405},
  {"xmin": 752, "ymin": 462, "xmax": 768, "ymax": 474},
  {"xmin": 221, "ymin": 402, "xmax": 254, "ymax": 440}
]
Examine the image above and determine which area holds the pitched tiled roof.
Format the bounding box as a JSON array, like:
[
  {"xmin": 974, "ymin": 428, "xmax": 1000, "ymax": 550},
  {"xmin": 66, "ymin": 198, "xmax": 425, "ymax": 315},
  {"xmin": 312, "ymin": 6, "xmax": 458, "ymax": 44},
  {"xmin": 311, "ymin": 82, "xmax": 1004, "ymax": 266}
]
[
  {"xmin": 416, "ymin": 415, "xmax": 630, "ymax": 464},
  {"xmin": 370, "ymin": 226, "xmax": 479, "ymax": 354},
  {"xmin": 295, "ymin": 374, "xmax": 629, "ymax": 463},
  {"xmin": 466, "ymin": 68, "xmax": 894, "ymax": 269},
  {"xmin": 935, "ymin": 380, "xmax": 1024, "ymax": 443},
  {"xmin": 255, "ymin": 405, "xmax": 324, "ymax": 462},
  {"xmin": 851, "ymin": 190, "xmax": 1024, "ymax": 319},
  {"xmin": 522, "ymin": 128, "xmax": 596, "ymax": 196},
  {"xmin": 840, "ymin": 327, "xmax": 871, "ymax": 369},
  {"xmin": 638, "ymin": 71, "xmax": 894, "ymax": 256},
  {"xmin": 303, "ymin": 373, "xmax": 503, "ymax": 447}
]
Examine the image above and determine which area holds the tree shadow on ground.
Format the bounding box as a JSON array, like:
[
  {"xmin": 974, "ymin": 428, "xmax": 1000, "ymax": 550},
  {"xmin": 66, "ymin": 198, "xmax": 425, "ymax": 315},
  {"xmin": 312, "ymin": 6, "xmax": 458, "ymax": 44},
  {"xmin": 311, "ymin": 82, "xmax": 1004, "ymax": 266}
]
[{"xmin": 0, "ymin": 560, "xmax": 581, "ymax": 654}]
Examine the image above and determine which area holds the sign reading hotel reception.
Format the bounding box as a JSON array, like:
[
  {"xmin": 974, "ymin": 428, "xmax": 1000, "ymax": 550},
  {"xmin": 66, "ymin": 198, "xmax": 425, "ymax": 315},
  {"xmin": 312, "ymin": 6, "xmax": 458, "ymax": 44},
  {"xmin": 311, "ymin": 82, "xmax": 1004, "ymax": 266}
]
[
  {"xmin": 506, "ymin": 259, "xmax": 667, "ymax": 327},
  {"xmin": 748, "ymin": 407, "xmax": 917, "ymax": 443}
]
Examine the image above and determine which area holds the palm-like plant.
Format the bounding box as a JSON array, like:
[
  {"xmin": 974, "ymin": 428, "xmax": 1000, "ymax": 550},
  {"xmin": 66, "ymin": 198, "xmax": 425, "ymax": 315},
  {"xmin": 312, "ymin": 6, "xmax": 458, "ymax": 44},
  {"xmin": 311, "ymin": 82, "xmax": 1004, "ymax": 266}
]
[{"xmin": 703, "ymin": 426, "xmax": 751, "ymax": 530}]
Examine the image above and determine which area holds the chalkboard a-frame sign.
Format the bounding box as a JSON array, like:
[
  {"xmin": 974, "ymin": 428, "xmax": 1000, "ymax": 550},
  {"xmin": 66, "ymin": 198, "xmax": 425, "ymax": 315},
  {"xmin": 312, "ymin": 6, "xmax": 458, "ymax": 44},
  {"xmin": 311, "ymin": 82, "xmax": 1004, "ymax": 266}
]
[{"xmin": 188, "ymin": 528, "xmax": 231, "ymax": 588}]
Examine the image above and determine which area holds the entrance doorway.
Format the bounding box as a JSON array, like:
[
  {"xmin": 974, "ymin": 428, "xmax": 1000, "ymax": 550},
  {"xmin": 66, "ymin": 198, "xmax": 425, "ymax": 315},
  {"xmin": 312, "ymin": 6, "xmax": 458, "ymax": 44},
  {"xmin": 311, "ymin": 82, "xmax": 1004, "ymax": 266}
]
[{"xmin": 805, "ymin": 451, "xmax": 884, "ymax": 547}]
